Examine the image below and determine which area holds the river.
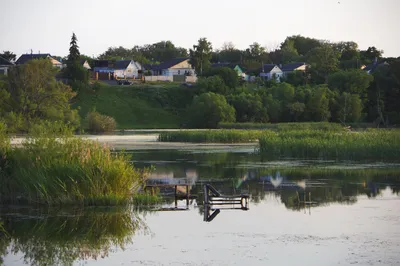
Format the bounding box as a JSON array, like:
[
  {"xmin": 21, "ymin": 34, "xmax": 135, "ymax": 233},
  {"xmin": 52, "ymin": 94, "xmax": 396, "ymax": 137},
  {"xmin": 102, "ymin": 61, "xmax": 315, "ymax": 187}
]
[{"xmin": 1, "ymin": 145, "xmax": 400, "ymax": 266}]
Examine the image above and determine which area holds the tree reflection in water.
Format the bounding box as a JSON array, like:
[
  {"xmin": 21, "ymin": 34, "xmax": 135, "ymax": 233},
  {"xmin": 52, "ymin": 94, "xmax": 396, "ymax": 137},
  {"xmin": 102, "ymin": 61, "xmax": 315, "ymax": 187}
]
[{"xmin": 0, "ymin": 207, "xmax": 148, "ymax": 266}]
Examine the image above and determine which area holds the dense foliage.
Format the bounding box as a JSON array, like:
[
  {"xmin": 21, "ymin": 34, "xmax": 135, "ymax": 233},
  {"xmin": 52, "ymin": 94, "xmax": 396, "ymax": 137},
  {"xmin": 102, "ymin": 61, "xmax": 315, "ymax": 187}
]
[
  {"xmin": 185, "ymin": 92, "xmax": 235, "ymax": 128},
  {"xmin": 0, "ymin": 59, "xmax": 80, "ymax": 133}
]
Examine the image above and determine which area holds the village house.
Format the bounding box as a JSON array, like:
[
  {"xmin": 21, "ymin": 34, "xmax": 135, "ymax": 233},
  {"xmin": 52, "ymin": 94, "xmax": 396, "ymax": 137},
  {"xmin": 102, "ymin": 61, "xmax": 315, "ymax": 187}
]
[
  {"xmin": 362, "ymin": 58, "xmax": 389, "ymax": 74},
  {"xmin": 114, "ymin": 60, "xmax": 142, "ymax": 79},
  {"xmin": 280, "ymin": 62, "xmax": 308, "ymax": 76},
  {"xmin": 0, "ymin": 56, "xmax": 14, "ymax": 75},
  {"xmin": 16, "ymin": 53, "xmax": 63, "ymax": 68},
  {"xmin": 259, "ymin": 64, "xmax": 283, "ymax": 81},
  {"xmin": 150, "ymin": 58, "xmax": 195, "ymax": 77}
]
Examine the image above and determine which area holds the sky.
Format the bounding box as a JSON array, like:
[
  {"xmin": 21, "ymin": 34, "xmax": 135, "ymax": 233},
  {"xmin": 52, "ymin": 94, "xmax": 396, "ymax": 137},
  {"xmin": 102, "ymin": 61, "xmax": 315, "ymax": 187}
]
[{"xmin": 1, "ymin": 0, "xmax": 399, "ymax": 58}]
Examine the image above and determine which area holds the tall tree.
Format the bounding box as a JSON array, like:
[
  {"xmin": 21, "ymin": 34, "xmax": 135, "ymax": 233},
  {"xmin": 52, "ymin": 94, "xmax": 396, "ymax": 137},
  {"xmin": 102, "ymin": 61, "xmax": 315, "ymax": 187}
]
[
  {"xmin": 67, "ymin": 33, "xmax": 80, "ymax": 63},
  {"xmin": 360, "ymin": 46, "xmax": 384, "ymax": 62},
  {"xmin": 65, "ymin": 33, "xmax": 88, "ymax": 84},
  {"xmin": 0, "ymin": 51, "xmax": 16, "ymax": 62},
  {"xmin": 281, "ymin": 35, "xmax": 322, "ymax": 56},
  {"xmin": 0, "ymin": 59, "xmax": 79, "ymax": 132},
  {"xmin": 189, "ymin": 38, "xmax": 213, "ymax": 75},
  {"xmin": 307, "ymin": 44, "xmax": 340, "ymax": 83}
]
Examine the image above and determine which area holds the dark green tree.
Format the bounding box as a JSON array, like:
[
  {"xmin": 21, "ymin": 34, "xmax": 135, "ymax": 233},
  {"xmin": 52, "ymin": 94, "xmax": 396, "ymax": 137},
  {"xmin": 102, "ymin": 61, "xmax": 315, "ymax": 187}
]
[
  {"xmin": 64, "ymin": 33, "xmax": 88, "ymax": 84},
  {"xmin": 0, "ymin": 59, "xmax": 80, "ymax": 133},
  {"xmin": 228, "ymin": 93, "xmax": 268, "ymax": 122},
  {"xmin": 185, "ymin": 92, "xmax": 235, "ymax": 128},
  {"xmin": 0, "ymin": 51, "xmax": 16, "ymax": 62},
  {"xmin": 203, "ymin": 67, "xmax": 239, "ymax": 90},
  {"xmin": 307, "ymin": 44, "xmax": 340, "ymax": 83},
  {"xmin": 67, "ymin": 32, "xmax": 80, "ymax": 63}
]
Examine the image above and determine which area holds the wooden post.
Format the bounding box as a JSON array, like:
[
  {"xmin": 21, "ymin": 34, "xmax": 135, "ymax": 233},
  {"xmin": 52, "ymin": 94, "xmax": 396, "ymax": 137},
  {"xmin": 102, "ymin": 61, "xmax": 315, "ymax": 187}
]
[
  {"xmin": 174, "ymin": 185, "xmax": 178, "ymax": 208},
  {"xmin": 186, "ymin": 185, "xmax": 189, "ymax": 207}
]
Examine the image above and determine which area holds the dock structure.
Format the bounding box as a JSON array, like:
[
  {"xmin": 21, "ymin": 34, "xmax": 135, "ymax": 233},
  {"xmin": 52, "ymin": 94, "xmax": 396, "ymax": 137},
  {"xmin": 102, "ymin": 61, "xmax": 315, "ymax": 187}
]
[
  {"xmin": 203, "ymin": 184, "xmax": 250, "ymax": 222},
  {"xmin": 204, "ymin": 184, "xmax": 249, "ymax": 210},
  {"xmin": 145, "ymin": 178, "xmax": 192, "ymax": 208}
]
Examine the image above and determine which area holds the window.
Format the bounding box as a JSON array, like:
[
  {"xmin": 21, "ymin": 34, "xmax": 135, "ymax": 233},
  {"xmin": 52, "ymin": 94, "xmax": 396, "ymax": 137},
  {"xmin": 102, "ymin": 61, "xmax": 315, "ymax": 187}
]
[{"xmin": 178, "ymin": 70, "xmax": 181, "ymax": 75}]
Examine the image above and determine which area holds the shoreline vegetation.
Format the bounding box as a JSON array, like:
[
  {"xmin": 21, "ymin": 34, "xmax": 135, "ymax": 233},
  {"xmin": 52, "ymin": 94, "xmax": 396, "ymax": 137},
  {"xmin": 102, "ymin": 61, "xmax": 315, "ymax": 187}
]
[
  {"xmin": 158, "ymin": 127, "xmax": 400, "ymax": 161},
  {"xmin": 0, "ymin": 122, "xmax": 157, "ymax": 206}
]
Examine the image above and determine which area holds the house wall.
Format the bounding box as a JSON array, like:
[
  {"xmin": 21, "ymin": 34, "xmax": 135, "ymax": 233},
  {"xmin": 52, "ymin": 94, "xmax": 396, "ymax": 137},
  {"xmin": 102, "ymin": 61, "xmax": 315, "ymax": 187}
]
[
  {"xmin": 0, "ymin": 66, "xmax": 9, "ymax": 75},
  {"xmin": 163, "ymin": 68, "xmax": 195, "ymax": 76},
  {"xmin": 115, "ymin": 62, "xmax": 141, "ymax": 79},
  {"xmin": 260, "ymin": 66, "xmax": 283, "ymax": 81},
  {"xmin": 83, "ymin": 61, "xmax": 91, "ymax": 70},
  {"xmin": 145, "ymin": 76, "xmax": 174, "ymax": 82}
]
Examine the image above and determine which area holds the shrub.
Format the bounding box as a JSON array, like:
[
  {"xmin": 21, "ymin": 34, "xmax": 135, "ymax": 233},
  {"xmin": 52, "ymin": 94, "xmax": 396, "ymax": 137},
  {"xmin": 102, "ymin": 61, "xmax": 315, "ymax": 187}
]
[{"xmin": 87, "ymin": 111, "xmax": 117, "ymax": 133}]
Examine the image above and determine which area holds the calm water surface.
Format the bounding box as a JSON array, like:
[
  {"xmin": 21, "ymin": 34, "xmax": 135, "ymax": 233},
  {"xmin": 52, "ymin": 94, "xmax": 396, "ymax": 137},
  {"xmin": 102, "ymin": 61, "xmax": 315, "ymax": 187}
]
[{"xmin": 1, "ymin": 148, "xmax": 400, "ymax": 266}]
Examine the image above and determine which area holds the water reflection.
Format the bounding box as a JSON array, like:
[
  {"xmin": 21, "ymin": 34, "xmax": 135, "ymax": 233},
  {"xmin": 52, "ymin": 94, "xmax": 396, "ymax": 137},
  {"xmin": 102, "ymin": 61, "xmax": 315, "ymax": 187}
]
[{"xmin": 0, "ymin": 207, "xmax": 147, "ymax": 266}]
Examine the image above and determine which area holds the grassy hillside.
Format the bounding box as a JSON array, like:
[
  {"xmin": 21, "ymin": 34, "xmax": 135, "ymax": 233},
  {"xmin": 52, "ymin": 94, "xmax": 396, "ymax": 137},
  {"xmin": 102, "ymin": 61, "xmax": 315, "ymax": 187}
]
[{"xmin": 73, "ymin": 83, "xmax": 197, "ymax": 129}]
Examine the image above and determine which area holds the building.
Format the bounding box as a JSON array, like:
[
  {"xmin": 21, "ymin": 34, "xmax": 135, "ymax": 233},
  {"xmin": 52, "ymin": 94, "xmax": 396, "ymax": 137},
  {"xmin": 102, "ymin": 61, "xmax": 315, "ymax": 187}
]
[
  {"xmin": 0, "ymin": 56, "xmax": 14, "ymax": 75},
  {"xmin": 281, "ymin": 62, "xmax": 308, "ymax": 76},
  {"xmin": 114, "ymin": 60, "xmax": 142, "ymax": 79},
  {"xmin": 362, "ymin": 59, "xmax": 389, "ymax": 74},
  {"xmin": 16, "ymin": 53, "xmax": 63, "ymax": 68},
  {"xmin": 150, "ymin": 58, "xmax": 195, "ymax": 76},
  {"xmin": 80, "ymin": 60, "xmax": 91, "ymax": 70},
  {"xmin": 259, "ymin": 64, "xmax": 283, "ymax": 81}
]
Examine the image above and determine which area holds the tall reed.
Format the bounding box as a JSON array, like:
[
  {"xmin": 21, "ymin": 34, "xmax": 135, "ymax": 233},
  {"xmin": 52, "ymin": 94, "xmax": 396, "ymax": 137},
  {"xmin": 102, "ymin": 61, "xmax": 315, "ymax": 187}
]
[
  {"xmin": 0, "ymin": 122, "xmax": 150, "ymax": 205},
  {"xmin": 158, "ymin": 130, "xmax": 262, "ymax": 143},
  {"xmin": 219, "ymin": 122, "xmax": 345, "ymax": 131},
  {"xmin": 258, "ymin": 129, "xmax": 400, "ymax": 160}
]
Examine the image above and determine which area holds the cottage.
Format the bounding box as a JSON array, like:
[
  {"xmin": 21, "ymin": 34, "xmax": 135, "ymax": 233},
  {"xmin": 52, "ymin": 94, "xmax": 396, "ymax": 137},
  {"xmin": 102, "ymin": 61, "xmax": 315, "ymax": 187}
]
[
  {"xmin": 0, "ymin": 56, "xmax": 14, "ymax": 75},
  {"xmin": 281, "ymin": 62, "xmax": 308, "ymax": 76},
  {"xmin": 151, "ymin": 58, "xmax": 195, "ymax": 76},
  {"xmin": 16, "ymin": 53, "xmax": 63, "ymax": 68},
  {"xmin": 114, "ymin": 60, "xmax": 142, "ymax": 79},
  {"xmin": 362, "ymin": 59, "xmax": 389, "ymax": 74},
  {"xmin": 259, "ymin": 64, "xmax": 283, "ymax": 81}
]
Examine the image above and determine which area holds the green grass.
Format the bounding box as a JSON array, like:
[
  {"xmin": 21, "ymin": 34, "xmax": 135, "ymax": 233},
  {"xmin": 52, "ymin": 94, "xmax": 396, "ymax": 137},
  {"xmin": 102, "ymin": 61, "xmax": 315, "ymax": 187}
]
[
  {"xmin": 73, "ymin": 83, "xmax": 197, "ymax": 129},
  {"xmin": 0, "ymin": 125, "xmax": 151, "ymax": 205},
  {"xmin": 218, "ymin": 122, "xmax": 346, "ymax": 131},
  {"xmin": 258, "ymin": 129, "xmax": 400, "ymax": 160},
  {"xmin": 158, "ymin": 129, "xmax": 263, "ymax": 143}
]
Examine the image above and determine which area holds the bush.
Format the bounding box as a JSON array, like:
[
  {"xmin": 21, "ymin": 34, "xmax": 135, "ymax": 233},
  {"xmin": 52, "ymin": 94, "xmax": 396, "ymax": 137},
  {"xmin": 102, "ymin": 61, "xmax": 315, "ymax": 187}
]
[{"xmin": 87, "ymin": 111, "xmax": 117, "ymax": 133}]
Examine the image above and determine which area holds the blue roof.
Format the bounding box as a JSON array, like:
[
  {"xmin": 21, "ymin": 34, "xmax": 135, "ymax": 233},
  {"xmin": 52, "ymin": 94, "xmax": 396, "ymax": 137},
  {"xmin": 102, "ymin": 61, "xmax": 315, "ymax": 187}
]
[{"xmin": 281, "ymin": 62, "xmax": 307, "ymax": 72}]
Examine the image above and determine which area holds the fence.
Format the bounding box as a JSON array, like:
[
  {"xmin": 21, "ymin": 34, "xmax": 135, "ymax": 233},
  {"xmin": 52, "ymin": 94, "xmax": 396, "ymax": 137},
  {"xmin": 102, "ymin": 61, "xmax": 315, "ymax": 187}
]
[{"xmin": 144, "ymin": 76, "xmax": 173, "ymax": 82}]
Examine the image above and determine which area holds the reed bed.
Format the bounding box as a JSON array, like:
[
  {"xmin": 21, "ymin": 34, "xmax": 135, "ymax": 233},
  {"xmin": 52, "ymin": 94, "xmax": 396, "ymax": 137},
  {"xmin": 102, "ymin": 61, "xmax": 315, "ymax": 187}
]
[
  {"xmin": 158, "ymin": 130, "xmax": 262, "ymax": 143},
  {"xmin": 0, "ymin": 133, "xmax": 150, "ymax": 206},
  {"xmin": 218, "ymin": 122, "xmax": 345, "ymax": 131},
  {"xmin": 258, "ymin": 129, "xmax": 400, "ymax": 160}
]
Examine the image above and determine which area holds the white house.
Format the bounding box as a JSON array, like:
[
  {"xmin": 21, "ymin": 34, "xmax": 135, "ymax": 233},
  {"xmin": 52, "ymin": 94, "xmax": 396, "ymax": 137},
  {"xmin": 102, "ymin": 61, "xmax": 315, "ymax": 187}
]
[
  {"xmin": 0, "ymin": 56, "xmax": 14, "ymax": 75},
  {"xmin": 259, "ymin": 64, "xmax": 283, "ymax": 81},
  {"xmin": 151, "ymin": 58, "xmax": 195, "ymax": 76},
  {"xmin": 114, "ymin": 60, "xmax": 142, "ymax": 79},
  {"xmin": 16, "ymin": 53, "xmax": 63, "ymax": 69}
]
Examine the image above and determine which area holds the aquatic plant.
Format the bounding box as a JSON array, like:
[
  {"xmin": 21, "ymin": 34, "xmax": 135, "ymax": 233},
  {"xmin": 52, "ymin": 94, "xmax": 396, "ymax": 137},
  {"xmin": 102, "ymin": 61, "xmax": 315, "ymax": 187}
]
[
  {"xmin": 258, "ymin": 129, "xmax": 400, "ymax": 160},
  {"xmin": 218, "ymin": 122, "xmax": 345, "ymax": 131},
  {"xmin": 0, "ymin": 122, "xmax": 150, "ymax": 206},
  {"xmin": 158, "ymin": 130, "xmax": 262, "ymax": 143}
]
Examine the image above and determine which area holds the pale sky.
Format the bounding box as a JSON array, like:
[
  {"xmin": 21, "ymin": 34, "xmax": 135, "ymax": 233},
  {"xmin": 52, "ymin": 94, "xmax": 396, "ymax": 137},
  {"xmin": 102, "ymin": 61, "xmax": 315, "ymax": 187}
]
[{"xmin": 1, "ymin": 0, "xmax": 399, "ymax": 58}]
